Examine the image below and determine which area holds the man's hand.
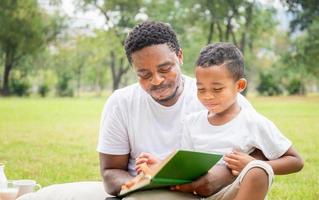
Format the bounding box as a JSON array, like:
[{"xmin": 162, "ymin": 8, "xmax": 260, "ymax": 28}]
[
  {"xmin": 171, "ymin": 164, "xmax": 235, "ymax": 197},
  {"xmin": 135, "ymin": 152, "xmax": 161, "ymax": 174},
  {"xmin": 121, "ymin": 173, "xmax": 145, "ymax": 190},
  {"xmin": 224, "ymin": 151, "xmax": 255, "ymax": 176}
]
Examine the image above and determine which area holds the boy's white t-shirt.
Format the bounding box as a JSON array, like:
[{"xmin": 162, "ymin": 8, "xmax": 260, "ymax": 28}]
[
  {"xmin": 97, "ymin": 75, "xmax": 254, "ymax": 175},
  {"xmin": 181, "ymin": 108, "xmax": 292, "ymax": 160}
]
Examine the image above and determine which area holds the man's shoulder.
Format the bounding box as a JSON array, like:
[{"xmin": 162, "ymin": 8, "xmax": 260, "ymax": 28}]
[
  {"xmin": 105, "ymin": 83, "xmax": 144, "ymax": 107},
  {"xmin": 111, "ymin": 83, "xmax": 142, "ymax": 99}
]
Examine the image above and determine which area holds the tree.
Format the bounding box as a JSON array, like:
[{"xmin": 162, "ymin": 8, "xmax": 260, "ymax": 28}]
[
  {"xmin": 282, "ymin": 0, "xmax": 319, "ymax": 77},
  {"xmin": 283, "ymin": 0, "xmax": 319, "ymax": 32},
  {"xmin": 78, "ymin": 0, "xmax": 142, "ymax": 91},
  {"xmin": 0, "ymin": 0, "xmax": 62, "ymax": 95}
]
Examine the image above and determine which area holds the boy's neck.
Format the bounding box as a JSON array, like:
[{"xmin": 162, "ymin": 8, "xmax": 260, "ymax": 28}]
[{"xmin": 208, "ymin": 101, "xmax": 241, "ymax": 126}]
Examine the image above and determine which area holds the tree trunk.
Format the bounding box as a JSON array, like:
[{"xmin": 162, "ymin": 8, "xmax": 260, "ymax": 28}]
[
  {"xmin": 216, "ymin": 22, "xmax": 224, "ymax": 41},
  {"xmin": 1, "ymin": 50, "xmax": 14, "ymax": 96},
  {"xmin": 207, "ymin": 22, "xmax": 215, "ymax": 45},
  {"xmin": 109, "ymin": 51, "xmax": 130, "ymax": 91},
  {"xmin": 240, "ymin": 2, "xmax": 253, "ymax": 53}
]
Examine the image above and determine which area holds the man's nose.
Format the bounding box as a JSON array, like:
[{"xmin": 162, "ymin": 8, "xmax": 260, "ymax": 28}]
[{"xmin": 150, "ymin": 73, "xmax": 164, "ymax": 85}]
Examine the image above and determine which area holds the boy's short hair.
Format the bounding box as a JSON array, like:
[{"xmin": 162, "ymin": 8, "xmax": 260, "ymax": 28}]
[
  {"xmin": 196, "ymin": 42, "xmax": 244, "ymax": 81},
  {"xmin": 124, "ymin": 21, "xmax": 180, "ymax": 64}
]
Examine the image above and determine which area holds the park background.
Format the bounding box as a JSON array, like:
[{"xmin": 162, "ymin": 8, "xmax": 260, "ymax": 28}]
[{"xmin": 0, "ymin": 0, "xmax": 318, "ymax": 199}]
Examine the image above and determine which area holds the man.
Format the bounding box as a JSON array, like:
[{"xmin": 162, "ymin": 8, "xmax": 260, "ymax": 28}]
[{"xmin": 97, "ymin": 21, "xmax": 272, "ymax": 200}]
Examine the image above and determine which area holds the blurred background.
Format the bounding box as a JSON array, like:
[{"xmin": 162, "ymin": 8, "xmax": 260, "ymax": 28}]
[
  {"xmin": 0, "ymin": 0, "xmax": 318, "ymax": 97},
  {"xmin": 0, "ymin": 0, "xmax": 318, "ymax": 199}
]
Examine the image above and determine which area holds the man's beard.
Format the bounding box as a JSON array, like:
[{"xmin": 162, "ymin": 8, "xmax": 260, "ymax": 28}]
[
  {"xmin": 151, "ymin": 77, "xmax": 183, "ymax": 104},
  {"xmin": 153, "ymin": 84, "xmax": 180, "ymax": 103}
]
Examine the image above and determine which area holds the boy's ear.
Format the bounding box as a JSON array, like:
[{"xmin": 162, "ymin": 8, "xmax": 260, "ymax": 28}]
[{"xmin": 237, "ymin": 78, "xmax": 247, "ymax": 92}]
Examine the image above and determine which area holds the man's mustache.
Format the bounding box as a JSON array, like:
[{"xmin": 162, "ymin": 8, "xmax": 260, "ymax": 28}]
[{"xmin": 150, "ymin": 84, "xmax": 170, "ymax": 91}]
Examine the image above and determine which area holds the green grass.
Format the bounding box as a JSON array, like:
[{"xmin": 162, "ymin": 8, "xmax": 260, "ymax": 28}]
[{"xmin": 0, "ymin": 96, "xmax": 318, "ymax": 199}]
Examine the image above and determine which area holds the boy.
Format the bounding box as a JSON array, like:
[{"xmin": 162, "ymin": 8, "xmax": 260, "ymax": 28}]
[{"xmin": 128, "ymin": 42, "xmax": 304, "ymax": 200}]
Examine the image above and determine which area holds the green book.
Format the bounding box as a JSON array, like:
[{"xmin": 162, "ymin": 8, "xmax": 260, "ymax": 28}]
[{"xmin": 118, "ymin": 149, "xmax": 223, "ymax": 197}]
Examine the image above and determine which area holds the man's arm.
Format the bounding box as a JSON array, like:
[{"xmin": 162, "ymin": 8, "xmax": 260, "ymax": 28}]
[{"xmin": 99, "ymin": 153, "xmax": 133, "ymax": 196}]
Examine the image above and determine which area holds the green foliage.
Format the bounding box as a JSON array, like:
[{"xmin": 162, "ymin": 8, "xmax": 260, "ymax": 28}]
[
  {"xmin": 284, "ymin": 0, "xmax": 319, "ymax": 32},
  {"xmin": 38, "ymin": 83, "xmax": 50, "ymax": 97},
  {"xmin": 0, "ymin": 0, "xmax": 316, "ymax": 96},
  {"xmin": 56, "ymin": 73, "xmax": 74, "ymax": 97},
  {"xmin": 286, "ymin": 78, "xmax": 305, "ymax": 95},
  {"xmin": 257, "ymin": 72, "xmax": 283, "ymax": 96},
  {"xmin": 0, "ymin": 0, "xmax": 64, "ymax": 95},
  {"xmin": 283, "ymin": 0, "xmax": 319, "ymax": 79},
  {"xmin": 10, "ymin": 77, "xmax": 30, "ymax": 97}
]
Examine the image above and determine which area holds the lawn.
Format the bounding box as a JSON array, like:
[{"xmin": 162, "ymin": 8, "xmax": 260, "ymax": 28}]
[{"xmin": 0, "ymin": 96, "xmax": 318, "ymax": 199}]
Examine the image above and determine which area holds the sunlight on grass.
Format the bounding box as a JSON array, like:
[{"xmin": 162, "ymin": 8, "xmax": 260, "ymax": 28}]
[{"xmin": 0, "ymin": 96, "xmax": 318, "ymax": 199}]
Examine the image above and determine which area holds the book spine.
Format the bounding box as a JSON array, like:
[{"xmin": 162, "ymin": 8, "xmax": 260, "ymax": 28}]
[{"xmin": 152, "ymin": 178, "xmax": 192, "ymax": 185}]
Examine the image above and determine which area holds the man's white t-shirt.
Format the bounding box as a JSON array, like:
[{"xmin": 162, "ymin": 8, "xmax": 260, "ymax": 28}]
[
  {"xmin": 97, "ymin": 75, "xmax": 254, "ymax": 175},
  {"xmin": 181, "ymin": 108, "xmax": 292, "ymax": 160}
]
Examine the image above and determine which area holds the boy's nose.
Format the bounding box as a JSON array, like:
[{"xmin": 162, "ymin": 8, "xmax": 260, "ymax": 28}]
[{"xmin": 204, "ymin": 92, "xmax": 215, "ymax": 100}]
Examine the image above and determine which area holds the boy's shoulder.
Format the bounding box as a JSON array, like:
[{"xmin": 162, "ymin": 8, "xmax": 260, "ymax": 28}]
[{"xmin": 241, "ymin": 108, "xmax": 274, "ymax": 129}]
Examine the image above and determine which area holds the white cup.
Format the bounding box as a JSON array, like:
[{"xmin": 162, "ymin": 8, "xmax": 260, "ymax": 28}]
[
  {"xmin": 0, "ymin": 182, "xmax": 18, "ymax": 200},
  {"xmin": 12, "ymin": 179, "xmax": 41, "ymax": 197}
]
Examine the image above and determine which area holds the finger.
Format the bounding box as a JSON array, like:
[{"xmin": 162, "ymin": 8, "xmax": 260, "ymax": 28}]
[
  {"xmin": 135, "ymin": 166, "xmax": 143, "ymax": 174},
  {"xmin": 123, "ymin": 180, "xmax": 134, "ymax": 189},
  {"xmin": 136, "ymin": 157, "xmax": 148, "ymax": 165},
  {"xmin": 121, "ymin": 184, "xmax": 128, "ymax": 190},
  {"xmin": 224, "ymin": 156, "xmax": 240, "ymax": 165},
  {"xmin": 138, "ymin": 152, "xmax": 153, "ymax": 159},
  {"xmin": 226, "ymin": 163, "xmax": 240, "ymax": 171},
  {"xmin": 225, "ymin": 152, "xmax": 241, "ymax": 160},
  {"xmin": 232, "ymin": 170, "xmax": 239, "ymax": 176},
  {"xmin": 177, "ymin": 183, "xmax": 195, "ymax": 193}
]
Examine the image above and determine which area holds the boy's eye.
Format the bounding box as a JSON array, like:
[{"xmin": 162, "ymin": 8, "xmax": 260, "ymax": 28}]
[
  {"xmin": 213, "ymin": 88, "xmax": 223, "ymax": 92},
  {"xmin": 197, "ymin": 88, "xmax": 206, "ymax": 93}
]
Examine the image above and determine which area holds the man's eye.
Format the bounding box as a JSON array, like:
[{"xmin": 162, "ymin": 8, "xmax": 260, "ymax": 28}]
[
  {"xmin": 159, "ymin": 66, "xmax": 172, "ymax": 73},
  {"xmin": 197, "ymin": 89, "xmax": 205, "ymax": 93},
  {"xmin": 138, "ymin": 73, "xmax": 151, "ymax": 79}
]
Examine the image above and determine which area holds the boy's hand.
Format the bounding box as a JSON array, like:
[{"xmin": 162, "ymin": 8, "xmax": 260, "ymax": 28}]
[
  {"xmin": 135, "ymin": 152, "xmax": 161, "ymax": 174},
  {"xmin": 224, "ymin": 151, "xmax": 255, "ymax": 176}
]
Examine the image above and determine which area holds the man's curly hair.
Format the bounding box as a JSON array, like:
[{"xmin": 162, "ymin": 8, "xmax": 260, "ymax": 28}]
[
  {"xmin": 124, "ymin": 21, "xmax": 180, "ymax": 64},
  {"xmin": 196, "ymin": 42, "xmax": 244, "ymax": 81}
]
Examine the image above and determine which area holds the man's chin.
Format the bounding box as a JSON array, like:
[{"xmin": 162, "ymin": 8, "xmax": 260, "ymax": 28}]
[{"xmin": 152, "ymin": 91, "xmax": 177, "ymax": 103}]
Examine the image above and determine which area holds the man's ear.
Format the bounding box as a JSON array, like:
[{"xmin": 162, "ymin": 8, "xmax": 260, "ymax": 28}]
[
  {"xmin": 237, "ymin": 78, "xmax": 247, "ymax": 92},
  {"xmin": 177, "ymin": 48, "xmax": 183, "ymax": 65}
]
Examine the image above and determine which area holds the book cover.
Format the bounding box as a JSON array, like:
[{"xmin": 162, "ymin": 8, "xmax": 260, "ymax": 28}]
[{"xmin": 119, "ymin": 149, "xmax": 223, "ymax": 196}]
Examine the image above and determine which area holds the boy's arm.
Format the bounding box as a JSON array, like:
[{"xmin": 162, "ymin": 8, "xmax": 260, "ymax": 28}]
[
  {"xmin": 224, "ymin": 146, "xmax": 304, "ymax": 175},
  {"xmin": 266, "ymin": 146, "xmax": 304, "ymax": 174}
]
